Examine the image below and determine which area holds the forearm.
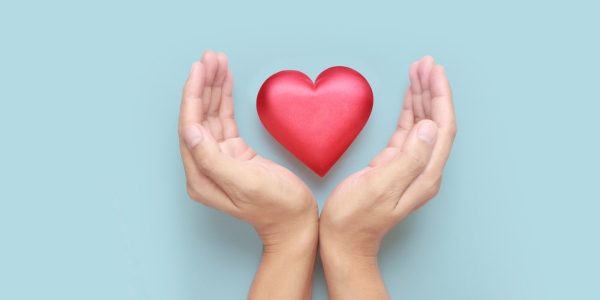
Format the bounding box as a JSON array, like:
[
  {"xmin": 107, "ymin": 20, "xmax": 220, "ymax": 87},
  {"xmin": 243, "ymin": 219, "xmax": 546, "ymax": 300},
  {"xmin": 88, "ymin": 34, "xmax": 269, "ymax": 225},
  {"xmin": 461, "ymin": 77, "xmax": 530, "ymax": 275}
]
[
  {"xmin": 320, "ymin": 244, "xmax": 389, "ymax": 300},
  {"xmin": 247, "ymin": 228, "xmax": 318, "ymax": 300}
]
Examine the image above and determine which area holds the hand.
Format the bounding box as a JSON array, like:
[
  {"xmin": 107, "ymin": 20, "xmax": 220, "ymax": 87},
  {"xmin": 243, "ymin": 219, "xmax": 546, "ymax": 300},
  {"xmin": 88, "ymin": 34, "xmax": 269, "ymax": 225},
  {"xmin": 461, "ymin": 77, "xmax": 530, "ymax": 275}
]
[
  {"xmin": 178, "ymin": 51, "xmax": 318, "ymax": 299},
  {"xmin": 319, "ymin": 56, "xmax": 457, "ymax": 299}
]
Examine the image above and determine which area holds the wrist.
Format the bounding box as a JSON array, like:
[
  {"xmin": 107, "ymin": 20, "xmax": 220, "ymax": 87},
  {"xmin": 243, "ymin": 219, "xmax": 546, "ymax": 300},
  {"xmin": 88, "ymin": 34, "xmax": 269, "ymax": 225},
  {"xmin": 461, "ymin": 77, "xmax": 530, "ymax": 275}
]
[
  {"xmin": 250, "ymin": 223, "xmax": 317, "ymax": 300},
  {"xmin": 320, "ymin": 240, "xmax": 378, "ymax": 269},
  {"xmin": 261, "ymin": 219, "xmax": 318, "ymax": 255},
  {"xmin": 319, "ymin": 227, "xmax": 383, "ymax": 259},
  {"xmin": 320, "ymin": 242, "xmax": 388, "ymax": 300}
]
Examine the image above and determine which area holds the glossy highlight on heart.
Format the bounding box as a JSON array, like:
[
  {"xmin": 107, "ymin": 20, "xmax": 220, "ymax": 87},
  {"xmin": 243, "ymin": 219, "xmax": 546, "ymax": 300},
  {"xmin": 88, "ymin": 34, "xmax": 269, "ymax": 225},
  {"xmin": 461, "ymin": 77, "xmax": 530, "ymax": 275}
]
[{"xmin": 257, "ymin": 66, "xmax": 373, "ymax": 177}]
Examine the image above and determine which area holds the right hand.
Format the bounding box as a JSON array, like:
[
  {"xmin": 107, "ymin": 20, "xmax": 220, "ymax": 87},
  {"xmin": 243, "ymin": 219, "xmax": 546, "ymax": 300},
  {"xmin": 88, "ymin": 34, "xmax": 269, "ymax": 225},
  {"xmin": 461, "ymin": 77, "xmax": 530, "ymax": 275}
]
[{"xmin": 319, "ymin": 56, "xmax": 457, "ymax": 260}]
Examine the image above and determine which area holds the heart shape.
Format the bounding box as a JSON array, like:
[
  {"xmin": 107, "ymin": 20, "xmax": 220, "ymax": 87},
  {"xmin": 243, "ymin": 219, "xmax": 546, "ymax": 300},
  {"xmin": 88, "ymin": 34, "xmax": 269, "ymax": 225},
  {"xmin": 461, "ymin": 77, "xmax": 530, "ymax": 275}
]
[{"xmin": 257, "ymin": 66, "xmax": 373, "ymax": 177}]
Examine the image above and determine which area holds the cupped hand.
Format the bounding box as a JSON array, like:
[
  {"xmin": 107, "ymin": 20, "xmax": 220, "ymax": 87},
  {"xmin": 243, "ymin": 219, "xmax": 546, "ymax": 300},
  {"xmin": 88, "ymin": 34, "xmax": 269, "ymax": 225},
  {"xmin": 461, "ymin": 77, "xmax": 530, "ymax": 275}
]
[
  {"xmin": 178, "ymin": 51, "xmax": 318, "ymax": 251},
  {"xmin": 319, "ymin": 56, "xmax": 457, "ymax": 258}
]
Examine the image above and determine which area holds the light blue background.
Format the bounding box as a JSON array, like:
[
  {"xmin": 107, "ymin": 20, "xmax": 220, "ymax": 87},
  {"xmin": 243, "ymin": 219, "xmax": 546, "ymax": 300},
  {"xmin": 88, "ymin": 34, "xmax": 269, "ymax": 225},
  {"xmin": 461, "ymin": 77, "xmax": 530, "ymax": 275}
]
[{"xmin": 1, "ymin": 0, "xmax": 599, "ymax": 299}]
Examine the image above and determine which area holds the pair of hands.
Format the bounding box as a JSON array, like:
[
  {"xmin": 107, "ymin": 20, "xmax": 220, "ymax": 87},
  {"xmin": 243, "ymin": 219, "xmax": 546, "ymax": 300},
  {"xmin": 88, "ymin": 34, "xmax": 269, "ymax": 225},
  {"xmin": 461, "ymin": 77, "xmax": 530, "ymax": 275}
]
[{"xmin": 178, "ymin": 51, "xmax": 456, "ymax": 299}]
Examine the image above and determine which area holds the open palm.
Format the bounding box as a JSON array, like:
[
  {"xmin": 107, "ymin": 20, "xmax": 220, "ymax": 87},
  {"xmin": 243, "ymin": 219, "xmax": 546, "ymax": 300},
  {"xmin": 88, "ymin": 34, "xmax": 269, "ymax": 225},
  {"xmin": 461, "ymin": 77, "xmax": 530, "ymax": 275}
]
[
  {"xmin": 178, "ymin": 51, "xmax": 317, "ymax": 242},
  {"xmin": 320, "ymin": 56, "xmax": 457, "ymax": 258}
]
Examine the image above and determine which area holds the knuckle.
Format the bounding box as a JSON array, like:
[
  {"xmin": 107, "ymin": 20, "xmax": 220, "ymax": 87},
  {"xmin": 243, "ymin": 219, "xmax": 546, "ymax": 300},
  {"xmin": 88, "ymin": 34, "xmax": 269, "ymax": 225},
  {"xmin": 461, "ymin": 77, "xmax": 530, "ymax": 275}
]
[
  {"xmin": 404, "ymin": 151, "xmax": 428, "ymax": 173},
  {"xmin": 219, "ymin": 111, "xmax": 235, "ymax": 120},
  {"xmin": 198, "ymin": 155, "xmax": 217, "ymax": 173},
  {"xmin": 207, "ymin": 110, "xmax": 219, "ymax": 118}
]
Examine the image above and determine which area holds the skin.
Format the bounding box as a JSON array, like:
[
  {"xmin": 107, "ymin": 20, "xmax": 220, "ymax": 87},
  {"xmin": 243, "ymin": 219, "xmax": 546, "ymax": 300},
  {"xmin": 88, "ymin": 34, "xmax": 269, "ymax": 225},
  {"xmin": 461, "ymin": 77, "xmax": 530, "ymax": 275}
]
[
  {"xmin": 319, "ymin": 56, "xmax": 457, "ymax": 299},
  {"xmin": 178, "ymin": 50, "xmax": 319, "ymax": 300},
  {"xmin": 179, "ymin": 51, "xmax": 457, "ymax": 299}
]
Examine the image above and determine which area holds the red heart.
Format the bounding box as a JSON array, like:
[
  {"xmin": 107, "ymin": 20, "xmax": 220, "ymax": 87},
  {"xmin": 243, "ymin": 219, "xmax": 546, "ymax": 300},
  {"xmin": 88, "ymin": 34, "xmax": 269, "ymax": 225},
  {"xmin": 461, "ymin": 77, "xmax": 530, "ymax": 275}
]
[{"xmin": 257, "ymin": 66, "xmax": 373, "ymax": 177}]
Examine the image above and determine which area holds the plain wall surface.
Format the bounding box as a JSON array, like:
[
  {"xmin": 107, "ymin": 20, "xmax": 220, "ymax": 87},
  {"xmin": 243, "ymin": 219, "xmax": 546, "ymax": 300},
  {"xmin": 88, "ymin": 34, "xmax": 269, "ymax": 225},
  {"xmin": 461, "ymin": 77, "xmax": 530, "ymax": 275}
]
[{"xmin": 1, "ymin": 0, "xmax": 599, "ymax": 299}]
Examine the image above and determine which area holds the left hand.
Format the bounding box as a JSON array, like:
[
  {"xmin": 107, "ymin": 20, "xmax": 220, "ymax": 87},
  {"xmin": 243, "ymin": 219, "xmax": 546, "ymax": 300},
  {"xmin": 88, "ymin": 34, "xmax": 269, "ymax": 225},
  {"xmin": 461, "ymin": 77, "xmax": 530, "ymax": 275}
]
[{"xmin": 178, "ymin": 50, "xmax": 318, "ymax": 252}]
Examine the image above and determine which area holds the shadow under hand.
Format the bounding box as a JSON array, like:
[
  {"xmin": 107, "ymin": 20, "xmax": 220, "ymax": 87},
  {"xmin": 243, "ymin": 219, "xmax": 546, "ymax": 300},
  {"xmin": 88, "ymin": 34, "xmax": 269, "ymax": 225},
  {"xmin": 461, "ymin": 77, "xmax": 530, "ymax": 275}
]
[
  {"xmin": 206, "ymin": 209, "xmax": 261, "ymax": 259},
  {"xmin": 312, "ymin": 251, "xmax": 329, "ymax": 300},
  {"xmin": 378, "ymin": 212, "xmax": 420, "ymax": 265}
]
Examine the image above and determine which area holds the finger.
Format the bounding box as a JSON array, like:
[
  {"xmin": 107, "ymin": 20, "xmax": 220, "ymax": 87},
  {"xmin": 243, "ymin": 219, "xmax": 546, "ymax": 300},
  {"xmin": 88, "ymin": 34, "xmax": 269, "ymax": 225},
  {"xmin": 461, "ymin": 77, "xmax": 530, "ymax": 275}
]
[
  {"xmin": 220, "ymin": 69, "xmax": 239, "ymax": 139},
  {"xmin": 428, "ymin": 65, "xmax": 457, "ymax": 175},
  {"xmin": 200, "ymin": 50, "xmax": 218, "ymax": 125},
  {"xmin": 179, "ymin": 62, "xmax": 235, "ymax": 211},
  {"xmin": 182, "ymin": 123, "xmax": 255, "ymax": 197},
  {"xmin": 409, "ymin": 61, "xmax": 426, "ymax": 123},
  {"xmin": 373, "ymin": 120, "xmax": 438, "ymax": 200},
  {"xmin": 417, "ymin": 56, "xmax": 435, "ymax": 119},
  {"xmin": 395, "ymin": 65, "xmax": 457, "ymax": 217},
  {"xmin": 179, "ymin": 62, "xmax": 205, "ymax": 129},
  {"xmin": 387, "ymin": 86, "xmax": 414, "ymax": 148},
  {"xmin": 373, "ymin": 86, "xmax": 416, "ymax": 168},
  {"xmin": 206, "ymin": 52, "xmax": 228, "ymax": 142},
  {"xmin": 368, "ymin": 147, "xmax": 400, "ymax": 168}
]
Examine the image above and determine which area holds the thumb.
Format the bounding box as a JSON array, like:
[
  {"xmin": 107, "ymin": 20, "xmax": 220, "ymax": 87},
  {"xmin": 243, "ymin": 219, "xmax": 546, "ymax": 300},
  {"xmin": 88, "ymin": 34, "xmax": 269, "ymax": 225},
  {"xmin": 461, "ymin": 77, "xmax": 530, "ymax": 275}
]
[
  {"xmin": 376, "ymin": 120, "xmax": 438, "ymax": 193},
  {"xmin": 182, "ymin": 123, "xmax": 244, "ymax": 186}
]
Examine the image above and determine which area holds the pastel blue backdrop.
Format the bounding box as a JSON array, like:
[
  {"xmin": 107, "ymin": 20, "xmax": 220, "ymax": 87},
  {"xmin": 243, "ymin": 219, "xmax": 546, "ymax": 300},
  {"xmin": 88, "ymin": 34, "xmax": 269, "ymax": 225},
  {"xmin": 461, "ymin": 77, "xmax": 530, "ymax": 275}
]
[{"xmin": 1, "ymin": 0, "xmax": 598, "ymax": 299}]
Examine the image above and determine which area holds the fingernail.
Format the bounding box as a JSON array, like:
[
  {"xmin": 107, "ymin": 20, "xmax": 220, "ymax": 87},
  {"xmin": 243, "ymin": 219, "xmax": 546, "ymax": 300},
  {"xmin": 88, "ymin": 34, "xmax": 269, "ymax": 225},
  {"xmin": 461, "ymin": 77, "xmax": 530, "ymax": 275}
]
[
  {"xmin": 417, "ymin": 122, "xmax": 438, "ymax": 144},
  {"xmin": 189, "ymin": 62, "xmax": 196, "ymax": 75},
  {"xmin": 183, "ymin": 125, "xmax": 203, "ymax": 148}
]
